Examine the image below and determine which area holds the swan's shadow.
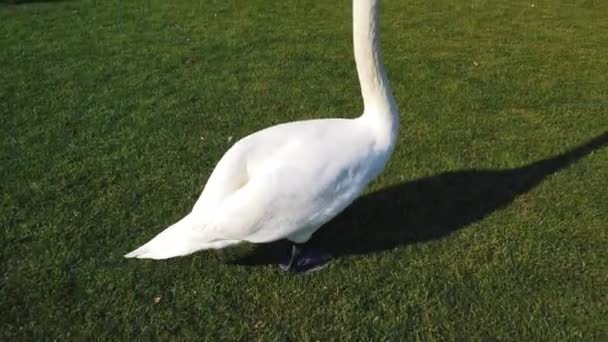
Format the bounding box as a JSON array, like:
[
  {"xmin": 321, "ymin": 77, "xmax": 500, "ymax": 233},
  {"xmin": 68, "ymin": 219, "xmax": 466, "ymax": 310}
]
[{"xmin": 232, "ymin": 131, "xmax": 608, "ymax": 265}]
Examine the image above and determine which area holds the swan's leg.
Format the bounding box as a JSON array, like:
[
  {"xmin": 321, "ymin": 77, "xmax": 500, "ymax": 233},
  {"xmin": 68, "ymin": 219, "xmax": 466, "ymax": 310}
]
[
  {"xmin": 279, "ymin": 243, "xmax": 332, "ymax": 273},
  {"xmin": 279, "ymin": 243, "xmax": 302, "ymax": 272}
]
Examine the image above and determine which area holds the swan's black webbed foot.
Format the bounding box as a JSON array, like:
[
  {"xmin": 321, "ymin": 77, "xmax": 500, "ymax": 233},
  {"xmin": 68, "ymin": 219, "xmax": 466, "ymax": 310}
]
[{"xmin": 279, "ymin": 243, "xmax": 332, "ymax": 274}]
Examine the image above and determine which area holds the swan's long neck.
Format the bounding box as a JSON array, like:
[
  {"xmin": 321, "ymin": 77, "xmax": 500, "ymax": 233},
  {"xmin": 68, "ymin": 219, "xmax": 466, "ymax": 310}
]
[{"xmin": 354, "ymin": 0, "xmax": 398, "ymax": 137}]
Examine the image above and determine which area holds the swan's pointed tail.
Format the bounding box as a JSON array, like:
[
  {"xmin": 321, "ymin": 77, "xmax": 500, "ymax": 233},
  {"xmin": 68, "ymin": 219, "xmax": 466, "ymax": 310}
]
[{"xmin": 124, "ymin": 215, "xmax": 240, "ymax": 260}]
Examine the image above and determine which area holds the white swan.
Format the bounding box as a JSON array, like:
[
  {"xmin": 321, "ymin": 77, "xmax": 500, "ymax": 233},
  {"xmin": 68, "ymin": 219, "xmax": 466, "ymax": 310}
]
[{"xmin": 125, "ymin": 0, "xmax": 399, "ymax": 272}]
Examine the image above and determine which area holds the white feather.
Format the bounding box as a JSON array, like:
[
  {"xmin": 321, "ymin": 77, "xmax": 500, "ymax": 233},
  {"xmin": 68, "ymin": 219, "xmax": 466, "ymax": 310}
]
[{"xmin": 125, "ymin": 0, "xmax": 399, "ymax": 259}]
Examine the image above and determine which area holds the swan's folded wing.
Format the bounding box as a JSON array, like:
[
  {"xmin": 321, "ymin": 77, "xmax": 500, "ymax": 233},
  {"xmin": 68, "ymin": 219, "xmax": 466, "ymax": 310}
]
[
  {"xmin": 203, "ymin": 163, "xmax": 324, "ymax": 243},
  {"xmin": 193, "ymin": 118, "xmax": 373, "ymax": 243},
  {"xmin": 206, "ymin": 154, "xmax": 370, "ymax": 244}
]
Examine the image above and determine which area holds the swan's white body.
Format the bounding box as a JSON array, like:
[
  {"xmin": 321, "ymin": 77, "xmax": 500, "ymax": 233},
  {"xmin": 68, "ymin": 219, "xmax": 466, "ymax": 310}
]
[{"xmin": 125, "ymin": 0, "xmax": 399, "ymax": 260}]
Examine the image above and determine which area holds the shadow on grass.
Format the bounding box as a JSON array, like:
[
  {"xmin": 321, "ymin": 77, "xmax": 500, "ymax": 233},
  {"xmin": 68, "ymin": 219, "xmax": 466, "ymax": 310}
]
[{"xmin": 233, "ymin": 130, "xmax": 608, "ymax": 266}]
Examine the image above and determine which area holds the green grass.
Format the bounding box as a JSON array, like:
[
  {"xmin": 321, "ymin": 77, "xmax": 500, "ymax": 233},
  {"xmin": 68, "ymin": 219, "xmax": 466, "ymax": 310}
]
[{"xmin": 2, "ymin": 0, "xmax": 607, "ymax": 339}]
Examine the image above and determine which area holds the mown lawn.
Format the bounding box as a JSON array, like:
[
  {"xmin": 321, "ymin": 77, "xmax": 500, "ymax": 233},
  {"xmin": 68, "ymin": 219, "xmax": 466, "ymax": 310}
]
[{"xmin": 1, "ymin": 0, "xmax": 607, "ymax": 339}]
